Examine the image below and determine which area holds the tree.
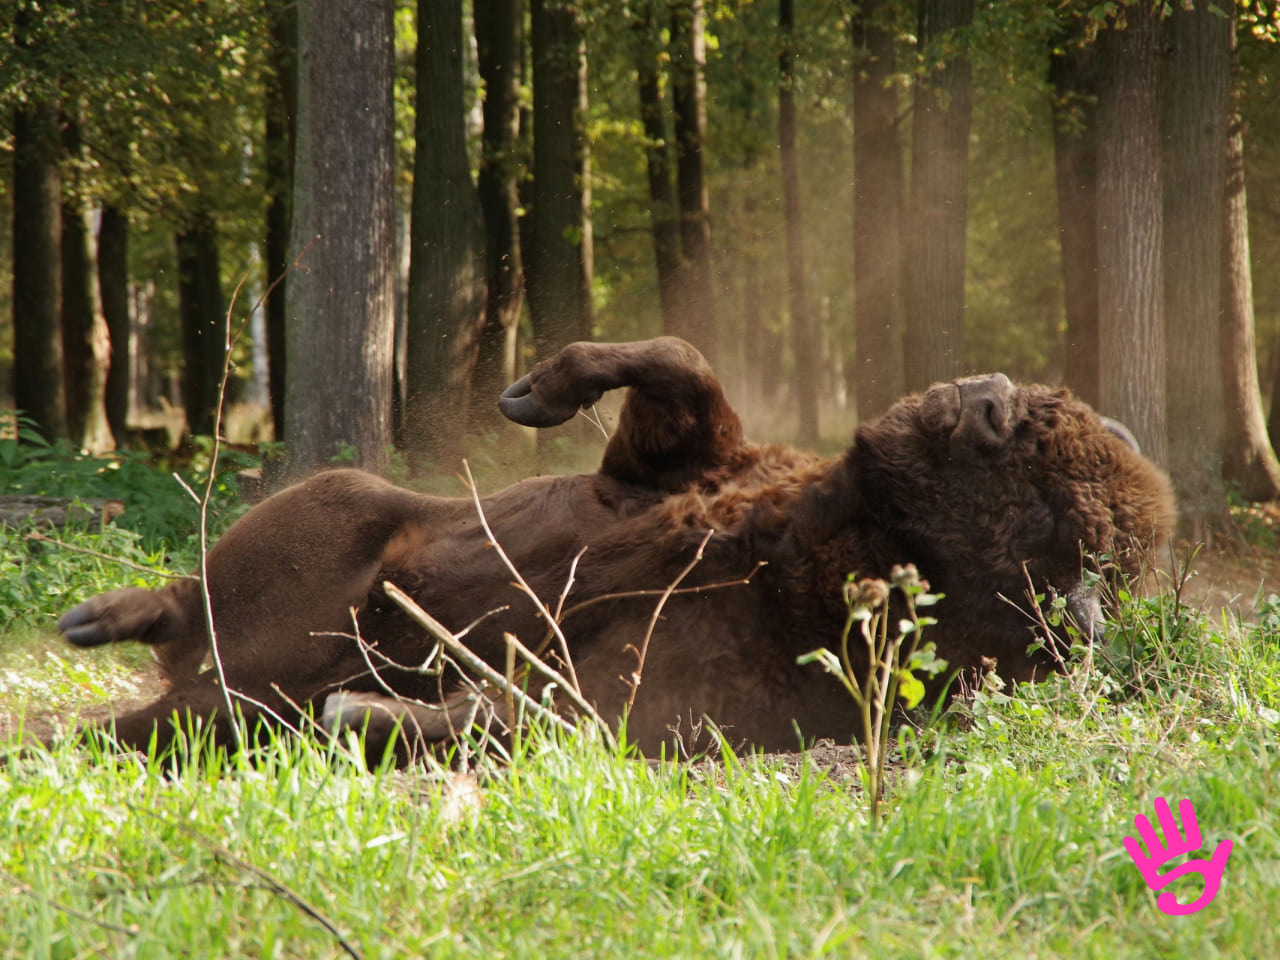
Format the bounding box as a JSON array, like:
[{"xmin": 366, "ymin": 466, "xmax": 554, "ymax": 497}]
[
  {"xmin": 669, "ymin": 0, "xmax": 717, "ymax": 363},
  {"xmin": 851, "ymin": 0, "xmax": 904, "ymax": 421},
  {"xmin": 264, "ymin": 0, "xmax": 296, "ymax": 442},
  {"xmin": 1221, "ymin": 17, "xmax": 1280, "ymax": 502},
  {"xmin": 176, "ymin": 211, "xmax": 226, "ymax": 438},
  {"xmin": 403, "ymin": 0, "xmax": 488, "ymax": 470},
  {"xmin": 780, "ymin": 0, "xmax": 817, "ymax": 443},
  {"xmin": 1162, "ymin": 0, "xmax": 1234, "ymax": 537},
  {"xmin": 98, "ymin": 204, "xmax": 130, "ymax": 445},
  {"xmin": 527, "ymin": 0, "xmax": 593, "ymax": 359},
  {"xmin": 285, "ymin": 0, "xmax": 397, "ymax": 475},
  {"xmin": 1049, "ymin": 28, "xmax": 1100, "ymax": 408},
  {"xmin": 904, "ymin": 0, "xmax": 975, "ymax": 393},
  {"xmin": 629, "ymin": 0, "xmax": 683, "ymax": 333},
  {"xmin": 11, "ymin": 6, "xmax": 67, "ymax": 440},
  {"xmin": 472, "ymin": 0, "xmax": 525, "ymax": 431},
  {"xmin": 1095, "ymin": 6, "xmax": 1166, "ymax": 466}
]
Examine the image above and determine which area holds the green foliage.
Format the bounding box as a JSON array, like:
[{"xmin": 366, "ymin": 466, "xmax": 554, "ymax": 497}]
[{"xmin": 0, "ymin": 414, "xmax": 254, "ymax": 555}]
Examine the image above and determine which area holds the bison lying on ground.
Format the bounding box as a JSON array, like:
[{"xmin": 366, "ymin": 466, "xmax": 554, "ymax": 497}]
[{"xmin": 56, "ymin": 337, "xmax": 1174, "ymax": 759}]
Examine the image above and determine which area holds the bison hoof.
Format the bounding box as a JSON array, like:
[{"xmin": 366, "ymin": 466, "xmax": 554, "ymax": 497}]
[
  {"xmin": 498, "ymin": 375, "xmax": 583, "ymax": 428},
  {"xmin": 322, "ymin": 691, "xmax": 374, "ymax": 734},
  {"xmin": 57, "ymin": 603, "xmax": 113, "ymax": 647}
]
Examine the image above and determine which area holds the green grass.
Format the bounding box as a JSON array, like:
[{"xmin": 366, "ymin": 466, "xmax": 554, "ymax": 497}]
[{"xmin": 3, "ymin": 522, "xmax": 1280, "ymax": 957}]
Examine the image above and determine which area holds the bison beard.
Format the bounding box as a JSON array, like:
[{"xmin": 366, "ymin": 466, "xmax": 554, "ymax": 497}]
[{"xmin": 56, "ymin": 337, "xmax": 1175, "ymax": 761}]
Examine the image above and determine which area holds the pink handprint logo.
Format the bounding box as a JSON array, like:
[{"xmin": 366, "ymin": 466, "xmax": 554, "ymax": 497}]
[{"xmin": 1124, "ymin": 797, "xmax": 1233, "ymax": 916}]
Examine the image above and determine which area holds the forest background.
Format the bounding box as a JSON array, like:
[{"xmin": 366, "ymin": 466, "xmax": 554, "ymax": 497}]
[{"xmin": 4, "ymin": 0, "xmax": 1280, "ymax": 539}]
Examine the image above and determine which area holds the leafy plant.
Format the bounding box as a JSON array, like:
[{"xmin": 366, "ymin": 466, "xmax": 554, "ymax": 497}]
[{"xmin": 798, "ymin": 563, "xmax": 948, "ymax": 819}]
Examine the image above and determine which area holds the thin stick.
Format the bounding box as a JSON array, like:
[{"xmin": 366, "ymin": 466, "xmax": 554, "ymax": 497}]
[
  {"xmin": 460, "ymin": 460, "xmax": 581, "ymax": 693},
  {"xmin": 624, "ymin": 529, "xmax": 714, "ymax": 708},
  {"xmin": 502, "ymin": 631, "xmax": 617, "ymax": 746},
  {"xmin": 554, "ymin": 546, "xmax": 589, "ymax": 621},
  {"xmin": 381, "ymin": 581, "xmax": 578, "ymax": 738}
]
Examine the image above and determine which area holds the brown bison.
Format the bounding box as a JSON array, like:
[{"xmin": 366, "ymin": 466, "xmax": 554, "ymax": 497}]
[{"xmin": 56, "ymin": 337, "xmax": 1174, "ymax": 758}]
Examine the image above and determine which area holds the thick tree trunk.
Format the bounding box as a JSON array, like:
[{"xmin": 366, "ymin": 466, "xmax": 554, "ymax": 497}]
[
  {"xmin": 12, "ymin": 104, "xmax": 67, "ymax": 440},
  {"xmin": 631, "ymin": 1, "xmax": 682, "ymax": 331},
  {"xmin": 779, "ymin": 0, "xmax": 817, "ymax": 443},
  {"xmin": 1221, "ymin": 29, "xmax": 1280, "ymax": 502},
  {"xmin": 265, "ymin": 0, "xmax": 297, "ymax": 442},
  {"xmin": 1096, "ymin": 7, "xmax": 1166, "ymax": 467},
  {"xmin": 527, "ymin": 0, "xmax": 593, "ymax": 359},
  {"xmin": 851, "ymin": 0, "xmax": 903, "ymax": 421},
  {"xmin": 1049, "ymin": 33, "xmax": 1100, "ymax": 409},
  {"xmin": 1162, "ymin": 0, "xmax": 1234, "ymax": 539},
  {"xmin": 669, "ymin": 0, "xmax": 716, "ymax": 363},
  {"xmin": 472, "ymin": 0, "xmax": 525, "ymax": 433},
  {"xmin": 176, "ymin": 212, "xmax": 227, "ymax": 438},
  {"xmin": 904, "ymin": 0, "xmax": 974, "ymax": 393},
  {"xmin": 98, "ymin": 204, "xmax": 130, "ymax": 446},
  {"xmin": 285, "ymin": 0, "xmax": 397, "ymax": 476},
  {"xmin": 403, "ymin": 0, "xmax": 488, "ymax": 471}
]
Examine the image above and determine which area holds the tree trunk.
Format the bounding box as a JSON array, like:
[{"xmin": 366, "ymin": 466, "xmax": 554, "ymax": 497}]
[
  {"xmin": 1162, "ymin": 0, "xmax": 1234, "ymax": 538},
  {"xmin": 12, "ymin": 103, "xmax": 67, "ymax": 441},
  {"xmin": 176, "ymin": 211, "xmax": 227, "ymax": 438},
  {"xmin": 669, "ymin": 0, "xmax": 716, "ymax": 363},
  {"xmin": 780, "ymin": 0, "xmax": 817, "ymax": 444},
  {"xmin": 1221, "ymin": 24, "xmax": 1280, "ymax": 502},
  {"xmin": 631, "ymin": 1, "xmax": 683, "ymax": 331},
  {"xmin": 265, "ymin": 0, "xmax": 297, "ymax": 443},
  {"xmin": 1096, "ymin": 6, "xmax": 1166, "ymax": 467},
  {"xmin": 527, "ymin": 0, "xmax": 593, "ymax": 359},
  {"xmin": 61, "ymin": 197, "xmax": 95, "ymax": 447},
  {"xmin": 471, "ymin": 0, "xmax": 525, "ymax": 433},
  {"xmin": 285, "ymin": 0, "xmax": 397, "ymax": 476},
  {"xmin": 403, "ymin": 0, "xmax": 488, "ymax": 471},
  {"xmin": 904, "ymin": 0, "xmax": 974, "ymax": 393},
  {"xmin": 1049, "ymin": 31, "xmax": 1101, "ymax": 409},
  {"xmin": 851, "ymin": 0, "xmax": 903, "ymax": 421},
  {"xmin": 99, "ymin": 204, "xmax": 130, "ymax": 446}
]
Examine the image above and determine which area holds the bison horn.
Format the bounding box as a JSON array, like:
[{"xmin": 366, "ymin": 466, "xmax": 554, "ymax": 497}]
[
  {"xmin": 1065, "ymin": 583, "xmax": 1105, "ymax": 646},
  {"xmin": 1099, "ymin": 416, "xmax": 1141, "ymax": 455},
  {"xmin": 498, "ymin": 375, "xmax": 580, "ymax": 428}
]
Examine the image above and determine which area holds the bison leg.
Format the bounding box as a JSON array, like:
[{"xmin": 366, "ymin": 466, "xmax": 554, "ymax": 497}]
[
  {"xmin": 322, "ymin": 689, "xmax": 507, "ymax": 765},
  {"xmin": 499, "ymin": 337, "xmax": 746, "ymax": 489}
]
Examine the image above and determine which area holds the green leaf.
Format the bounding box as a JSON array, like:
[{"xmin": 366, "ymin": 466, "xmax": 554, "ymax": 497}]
[{"xmin": 897, "ymin": 671, "xmax": 925, "ymax": 709}]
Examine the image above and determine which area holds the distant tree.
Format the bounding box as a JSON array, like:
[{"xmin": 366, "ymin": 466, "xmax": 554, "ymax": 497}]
[
  {"xmin": 669, "ymin": 0, "xmax": 716, "ymax": 362},
  {"xmin": 1049, "ymin": 28, "xmax": 1100, "ymax": 409},
  {"xmin": 60, "ymin": 120, "xmax": 97, "ymax": 447},
  {"xmin": 403, "ymin": 0, "xmax": 488, "ymax": 471},
  {"xmin": 527, "ymin": 0, "xmax": 593, "ymax": 358},
  {"xmin": 98, "ymin": 204, "xmax": 130, "ymax": 445},
  {"xmin": 629, "ymin": 0, "xmax": 683, "ymax": 333},
  {"xmin": 1096, "ymin": 5, "xmax": 1166, "ymax": 466},
  {"xmin": 780, "ymin": 0, "xmax": 817, "ymax": 443},
  {"xmin": 1221, "ymin": 18, "xmax": 1280, "ymax": 502},
  {"xmin": 1162, "ymin": 0, "xmax": 1234, "ymax": 538},
  {"xmin": 11, "ymin": 7, "xmax": 67, "ymax": 440},
  {"xmin": 176, "ymin": 211, "xmax": 227, "ymax": 438},
  {"xmin": 472, "ymin": 0, "xmax": 525, "ymax": 430},
  {"xmin": 850, "ymin": 0, "xmax": 903, "ymax": 421},
  {"xmin": 904, "ymin": 0, "xmax": 974, "ymax": 393},
  {"xmin": 264, "ymin": 0, "xmax": 296, "ymax": 442},
  {"xmin": 285, "ymin": 0, "xmax": 397, "ymax": 475}
]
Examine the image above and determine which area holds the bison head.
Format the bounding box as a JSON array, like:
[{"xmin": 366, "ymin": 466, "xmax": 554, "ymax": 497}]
[{"xmin": 850, "ymin": 374, "xmax": 1175, "ymax": 674}]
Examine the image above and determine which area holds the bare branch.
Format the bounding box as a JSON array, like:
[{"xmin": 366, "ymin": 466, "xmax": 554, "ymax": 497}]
[{"xmin": 624, "ymin": 529, "xmax": 714, "ymax": 708}]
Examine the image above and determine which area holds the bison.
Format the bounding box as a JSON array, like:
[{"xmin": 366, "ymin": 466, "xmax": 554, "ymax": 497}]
[{"xmin": 54, "ymin": 337, "xmax": 1174, "ymax": 759}]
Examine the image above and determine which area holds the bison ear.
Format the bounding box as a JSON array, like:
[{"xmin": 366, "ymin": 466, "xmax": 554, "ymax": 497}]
[{"xmin": 1099, "ymin": 416, "xmax": 1141, "ymax": 455}]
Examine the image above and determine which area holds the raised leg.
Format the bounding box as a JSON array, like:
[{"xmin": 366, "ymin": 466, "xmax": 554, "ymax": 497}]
[{"xmin": 499, "ymin": 337, "xmax": 746, "ymax": 490}]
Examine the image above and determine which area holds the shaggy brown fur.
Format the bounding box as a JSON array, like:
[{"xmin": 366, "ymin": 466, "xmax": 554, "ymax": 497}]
[{"xmin": 56, "ymin": 338, "xmax": 1175, "ymax": 759}]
